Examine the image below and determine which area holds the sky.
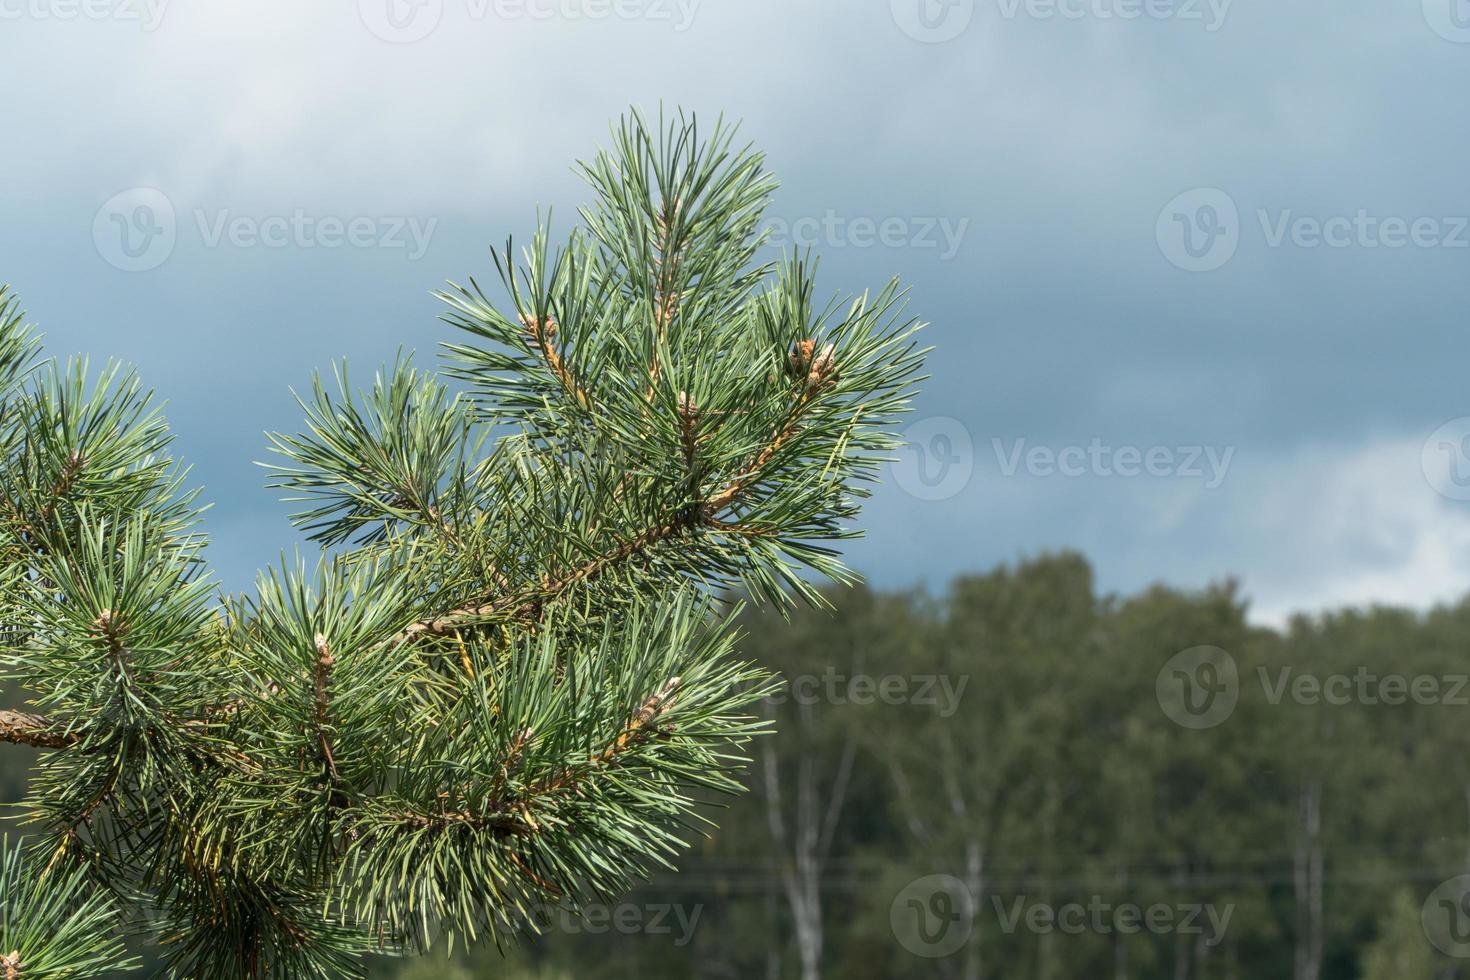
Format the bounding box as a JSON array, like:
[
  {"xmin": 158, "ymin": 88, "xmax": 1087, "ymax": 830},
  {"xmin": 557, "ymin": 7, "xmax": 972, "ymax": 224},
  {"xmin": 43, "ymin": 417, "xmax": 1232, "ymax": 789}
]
[{"xmin": 3, "ymin": 0, "xmax": 1470, "ymax": 624}]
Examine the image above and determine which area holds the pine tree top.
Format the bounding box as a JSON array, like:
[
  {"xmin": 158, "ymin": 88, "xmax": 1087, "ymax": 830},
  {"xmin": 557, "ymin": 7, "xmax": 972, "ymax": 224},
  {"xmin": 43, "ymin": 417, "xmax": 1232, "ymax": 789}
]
[{"xmin": 0, "ymin": 107, "xmax": 928, "ymax": 979}]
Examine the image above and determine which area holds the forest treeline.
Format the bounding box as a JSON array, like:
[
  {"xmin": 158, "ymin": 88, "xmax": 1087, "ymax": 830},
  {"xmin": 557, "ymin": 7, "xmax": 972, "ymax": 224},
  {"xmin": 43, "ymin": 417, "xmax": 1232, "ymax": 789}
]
[
  {"xmin": 393, "ymin": 552, "xmax": 1470, "ymax": 980},
  {"xmin": 9, "ymin": 552, "xmax": 1470, "ymax": 978}
]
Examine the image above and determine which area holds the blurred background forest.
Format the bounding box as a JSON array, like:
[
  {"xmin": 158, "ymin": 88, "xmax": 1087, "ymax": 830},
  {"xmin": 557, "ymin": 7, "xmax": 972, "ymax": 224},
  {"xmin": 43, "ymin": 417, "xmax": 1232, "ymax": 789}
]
[{"xmin": 8, "ymin": 551, "xmax": 1470, "ymax": 979}]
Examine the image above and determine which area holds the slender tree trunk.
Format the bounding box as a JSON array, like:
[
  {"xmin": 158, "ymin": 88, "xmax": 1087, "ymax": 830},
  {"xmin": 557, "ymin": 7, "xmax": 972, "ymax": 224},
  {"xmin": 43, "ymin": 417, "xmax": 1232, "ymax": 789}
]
[
  {"xmin": 763, "ymin": 741, "xmax": 823, "ymax": 980},
  {"xmin": 793, "ymin": 799, "xmax": 829, "ymax": 980},
  {"xmin": 765, "ymin": 884, "xmax": 781, "ymax": 980},
  {"xmin": 1113, "ymin": 869, "xmax": 1129, "ymax": 980},
  {"xmin": 962, "ymin": 839, "xmax": 984, "ymax": 980},
  {"xmin": 1037, "ymin": 777, "xmax": 1058, "ymax": 980},
  {"xmin": 792, "ymin": 894, "xmax": 821, "ymax": 980},
  {"xmin": 759, "ymin": 709, "xmax": 855, "ymax": 980},
  {"xmin": 1293, "ymin": 778, "xmax": 1323, "ymax": 980},
  {"xmin": 1463, "ymin": 783, "xmax": 1470, "ymax": 869},
  {"xmin": 1172, "ymin": 864, "xmax": 1191, "ymax": 980},
  {"xmin": 934, "ymin": 725, "xmax": 986, "ymax": 980}
]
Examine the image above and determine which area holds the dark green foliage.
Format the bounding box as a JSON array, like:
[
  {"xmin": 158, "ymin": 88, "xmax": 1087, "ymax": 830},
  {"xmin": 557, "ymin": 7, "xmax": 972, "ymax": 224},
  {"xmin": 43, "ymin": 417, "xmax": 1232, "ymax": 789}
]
[{"xmin": 396, "ymin": 555, "xmax": 1470, "ymax": 980}]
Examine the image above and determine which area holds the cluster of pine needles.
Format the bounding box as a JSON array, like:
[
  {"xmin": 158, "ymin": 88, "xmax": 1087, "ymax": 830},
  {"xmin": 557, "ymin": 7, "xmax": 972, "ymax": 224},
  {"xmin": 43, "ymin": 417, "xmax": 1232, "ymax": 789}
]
[{"xmin": 0, "ymin": 108, "xmax": 927, "ymax": 978}]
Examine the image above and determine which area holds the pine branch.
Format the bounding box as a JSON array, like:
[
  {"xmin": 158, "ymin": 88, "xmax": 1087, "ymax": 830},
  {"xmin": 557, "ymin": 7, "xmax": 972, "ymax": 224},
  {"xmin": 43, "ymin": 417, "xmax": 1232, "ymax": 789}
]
[
  {"xmin": 391, "ymin": 337, "xmax": 850, "ymax": 644},
  {"xmin": 702, "ymin": 340, "xmax": 835, "ymax": 515},
  {"xmin": 0, "ymin": 106, "xmax": 928, "ymax": 975},
  {"xmin": 396, "ymin": 511, "xmax": 699, "ymax": 641},
  {"xmin": 0, "ymin": 709, "xmax": 76, "ymax": 749}
]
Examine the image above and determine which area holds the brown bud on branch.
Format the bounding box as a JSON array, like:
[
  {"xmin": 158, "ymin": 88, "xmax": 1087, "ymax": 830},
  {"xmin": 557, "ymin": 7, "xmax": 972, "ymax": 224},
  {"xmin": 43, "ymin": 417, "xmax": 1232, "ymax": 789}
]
[
  {"xmin": 677, "ymin": 391, "xmax": 699, "ymax": 424},
  {"xmin": 634, "ymin": 676, "xmax": 682, "ymax": 728},
  {"xmin": 519, "ymin": 313, "xmax": 558, "ymax": 340},
  {"xmin": 787, "ymin": 339, "xmax": 839, "ymax": 391}
]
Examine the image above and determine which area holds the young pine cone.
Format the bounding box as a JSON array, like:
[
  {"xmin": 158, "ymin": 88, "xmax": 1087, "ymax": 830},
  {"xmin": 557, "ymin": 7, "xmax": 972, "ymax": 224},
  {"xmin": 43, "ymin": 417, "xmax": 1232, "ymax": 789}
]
[
  {"xmin": 788, "ymin": 339, "xmax": 838, "ymax": 389},
  {"xmin": 519, "ymin": 313, "xmax": 557, "ymax": 339},
  {"xmin": 677, "ymin": 391, "xmax": 699, "ymax": 422}
]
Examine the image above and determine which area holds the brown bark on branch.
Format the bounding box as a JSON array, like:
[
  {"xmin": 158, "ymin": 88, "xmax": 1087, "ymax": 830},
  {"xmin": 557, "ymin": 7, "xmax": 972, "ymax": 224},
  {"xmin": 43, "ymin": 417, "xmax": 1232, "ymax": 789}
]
[
  {"xmin": 522, "ymin": 315, "xmax": 591, "ymax": 411},
  {"xmin": 0, "ymin": 708, "xmax": 77, "ymax": 749},
  {"xmin": 396, "ymin": 514, "xmax": 698, "ymax": 642},
  {"xmin": 313, "ymin": 634, "xmax": 340, "ymax": 782}
]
